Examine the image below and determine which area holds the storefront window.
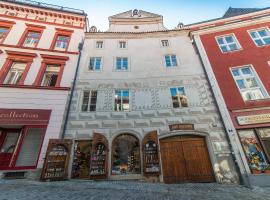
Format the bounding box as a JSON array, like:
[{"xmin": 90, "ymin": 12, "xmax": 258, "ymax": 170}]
[
  {"xmin": 238, "ymin": 129, "xmax": 270, "ymax": 173},
  {"xmin": 257, "ymin": 128, "xmax": 270, "ymax": 162},
  {"xmin": 72, "ymin": 140, "xmax": 92, "ymax": 179},
  {"xmin": 112, "ymin": 134, "xmax": 140, "ymax": 175}
]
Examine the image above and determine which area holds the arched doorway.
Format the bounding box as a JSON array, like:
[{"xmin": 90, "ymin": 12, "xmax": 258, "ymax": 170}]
[
  {"xmin": 160, "ymin": 135, "xmax": 215, "ymax": 184},
  {"xmin": 111, "ymin": 134, "xmax": 140, "ymax": 175}
]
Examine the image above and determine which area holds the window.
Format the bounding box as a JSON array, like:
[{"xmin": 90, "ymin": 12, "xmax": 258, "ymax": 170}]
[
  {"xmin": 96, "ymin": 41, "xmax": 103, "ymax": 49},
  {"xmin": 54, "ymin": 35, "xmax": 70, "ymax": 51},
  {"xmin": 81, "ymin": 90, "xmax": 98, "ymax": 112},
  {"xmin": 161, "ymin": 40, "xmax": 169, "ymax": 47},
  {"xmin": 0, "ymin": 27, "xmax": 9, "ymax": 43},
  {"xmin": 3, "ymin": 62, "xmax": 27, "ymax": 85},
  {"xmin": 41, "ymin": 64, "xmax": 60, "ymax": 87},
  {"xmin": 116, "ymin": 57, "xmax": 128, "ymax": 71},
  {"xmin": 216, "ymin": 35, "xmax": 241, "ymax": 53},
  {"xmin": 238, "ymin": 129, "xmax": 270, "ymax": 174},
  {"xmin": 23, "ymin": 31, "xmax": 41, "ymax": 47},
  {"xmin": 165, "ymin": 54, "xmax": 177, "ymax": 67},
  {"xmin": 249, "ymin": 28, "xmax": 270, "ymax": 46},
  {"xmin": 170, "ymin": 87, "xmax": 188, "ymax": 108},
  {"xmin": 114, "ymin": 90, "xmax": 129, "ymax": 111},
  {"xmin": 231, "ymin": 66, "xmax": 267, "ymax": 101},
  {"xmin": 119, "ymin": 41, "xmax": 127, "ymax": 49},
  {"xmin": 89, "ymin": 57, "xmax": 102, "ymax": 71}
]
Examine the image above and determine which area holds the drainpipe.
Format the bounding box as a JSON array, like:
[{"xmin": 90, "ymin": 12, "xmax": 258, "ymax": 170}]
[
  {"xmin": 191, "ymin": 34, "xmax": 250, "ymax": 187},
  {"xmin": 61, "ymin": 39, "xmax": 84, "ymax": 139}
]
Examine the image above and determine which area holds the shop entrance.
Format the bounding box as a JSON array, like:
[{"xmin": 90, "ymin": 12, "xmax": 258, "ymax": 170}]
[
  {"xmin": 160, "ymin": 135, "xmax": 215, "ymax": 184},
  {"xmin": 111, "ymin": 134, "xmax": 140, "ymax": 175},
  {"xmin": 71, "ymin": 140, "xmax": 92, "ymax": 179}
]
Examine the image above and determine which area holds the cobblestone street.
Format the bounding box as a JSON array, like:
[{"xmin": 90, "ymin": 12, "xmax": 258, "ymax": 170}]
[{"xmin": 0, "ymin": 180, "xmax": 270, "ymax": 200}]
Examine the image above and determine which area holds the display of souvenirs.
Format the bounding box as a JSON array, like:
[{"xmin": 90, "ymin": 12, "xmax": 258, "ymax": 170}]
[
  {"xmin": 72, "ymin": 140, "xmax": 92, "ymax": 179},
  {"xmin": 238, "ymin": 130, "xmax": 270, "ymax": 172},
  {"xmin": 111, "ymin": 134, "xmax": 140, "ymax": 175},
  {"xmin": 41, "ymin": 139, "xmax": 72, "ymax": 181},
  {"xmin": 90, "ymin": 143, "xmax": 106, "ymax": 176},
  {"xmin": 144, "ymin": 141, "xmax": 160, "ymax": 173}
]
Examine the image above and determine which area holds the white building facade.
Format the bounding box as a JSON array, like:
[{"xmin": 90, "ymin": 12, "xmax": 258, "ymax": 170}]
[
  {"xmin": 65, "ymin": 10, "xmax": 239, "ymax": 184},
  {"xmin": 0, "ymin": 0, "xmax": 86, "ymax": 179}
]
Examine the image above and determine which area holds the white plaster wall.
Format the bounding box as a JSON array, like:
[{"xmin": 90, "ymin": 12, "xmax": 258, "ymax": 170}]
[
  {"xmin": 0, "ymin": 87, "xmax": 69, "ymax": 168},
  {"xmin": 108, "ymin": 23, "xmax": 166, "ymax": 32}
]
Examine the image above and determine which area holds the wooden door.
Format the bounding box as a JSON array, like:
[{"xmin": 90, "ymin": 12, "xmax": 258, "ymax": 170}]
[{"xmin": 160, "ymin": 135, "xmax": 215, "ymax": 184}]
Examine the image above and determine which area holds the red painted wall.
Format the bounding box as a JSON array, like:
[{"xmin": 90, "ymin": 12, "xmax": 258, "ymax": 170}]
[{"xmin": 200, "ymin": 22, "xmax": 270, "ymax": 110}]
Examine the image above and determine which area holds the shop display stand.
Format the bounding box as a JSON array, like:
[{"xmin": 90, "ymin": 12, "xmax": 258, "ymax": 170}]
[
  {"xmin": 89, "ymin": 133, "xmax": 108, "ymax": 179},
  {"xmin": 41, "ymin": 139, "xmax": 72, "ymax": 181},
  {"xmin": 143, "ymin": 131, "xmax": 160, "ymax": 176}
]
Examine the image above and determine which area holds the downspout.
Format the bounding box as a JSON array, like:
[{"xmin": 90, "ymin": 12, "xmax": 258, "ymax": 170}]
[
  {"xmin": 61, "ymin": 39, "xmax": 84, "ymax": 139},
  {"xmin": 191, "ymin": 34, "xmax": 250, "ymax": 187}
]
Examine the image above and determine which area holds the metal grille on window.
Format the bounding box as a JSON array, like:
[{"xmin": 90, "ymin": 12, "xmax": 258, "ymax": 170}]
[
  {"xmin": 41, "ymin": 65, "xmax": 60, "ymax": 87},
  {"xmin": 4, "ymin": 62, "xmax": 27, "ymax": 85},
  {"xmin": 23, "ymin": 31, "xmax": 40, "ymax": 47},
  {"xmin": 114, "ymin": 90, "xmax": 129, "ymax": 111},
  {"xmin": 81, "ymin": 90, "xmax": 97, "ymax": 112},
  {"xmin": 170, "ymin": 87, "xmax": 188, "ymax": 108}
]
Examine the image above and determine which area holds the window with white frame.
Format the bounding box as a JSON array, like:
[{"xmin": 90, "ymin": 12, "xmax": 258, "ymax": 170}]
[
  {"xmin": 3, "ymin": 62, "xmax": 27, "ymax": 85},
  {"xmin": 170, "ymin": 87, "xmax": 188, "ymax": 108},
  {"xmin": 165, "ymin": 54, "xmax": 177, "ymax": 67},
  {"xmin": 249, "ymin": 28, "xmax": 270, "ymax": 46},
  {"xmin": 231, "ymin": 66, "xmax": 267, "ymax": 101},
  {"xmin": 0, "ymin": 27, "xmax": 9, "ymax": 43},
  {"xmin": 216, "ymin": 35, "xmax": 241, "ymax": 52},
  {"xmin": 161, "ymin": 40, "xmax": 169, "ymax": 47},
  {"xmin": 54, "ymin": 35, "xmax": 69, "ymax": 51},
  {"xmin": 23, "ymin": 31, "xmax": 41, "ymax": 47},
  {"xmin": 96, "ymin": 41, "xmax": 103, "ymax": 49},
  {"xmin": 89, "ymin": 57, "xmax": 102, "ymax": 71},
  {"xmin": 114, "ymin": 90, "xmax": 129, "ymax": 111},
  {"xmin": 81, "ymin": 90, "xmax": 98, "ymax": 112},
  {"xmin": 116, "ymin": 57, "xmax": 128, "ymax": 71},
  {"xmin": 119, "ymin": 41, "xmax": 127, "ymax": 49},
  {"xmin": 41, "ymin": 64, "xmax": 60, "ymax": 87}
]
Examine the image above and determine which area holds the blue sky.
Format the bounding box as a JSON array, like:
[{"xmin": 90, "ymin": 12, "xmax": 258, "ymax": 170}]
[{"xmin": 41, "ymin": 0, "xmax": 269, "ymax": 30}]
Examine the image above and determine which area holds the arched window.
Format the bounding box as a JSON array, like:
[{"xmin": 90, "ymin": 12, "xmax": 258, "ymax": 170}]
[{"xmin": 111, "ymin": 134, "xmax": 140, "ymax": 175}]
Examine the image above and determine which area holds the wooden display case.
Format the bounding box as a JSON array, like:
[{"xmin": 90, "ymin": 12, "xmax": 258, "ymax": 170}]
[
  {"xmin": 89, "ymin": 133, "xmax": 108, "ymax": 180},
  {"xmin": 40, "ymin": 139, "xmax": 72, "ymax": 181},
  {"xmin": 143, "ymin": 131, "xmax": 160, "ymax": 176}
]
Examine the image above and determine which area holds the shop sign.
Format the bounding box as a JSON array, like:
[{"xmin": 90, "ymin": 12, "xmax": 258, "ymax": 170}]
[
  {"xmin": 237, "ymin": 114, "xmax": 270, "ymax": 125},
  {"xmin": 0, "ymin": 109, "xmax": 51, "ymax": 125},
  {"xmin": 169, "ymin": 123, "xmax": 194, "ymax": 131}
]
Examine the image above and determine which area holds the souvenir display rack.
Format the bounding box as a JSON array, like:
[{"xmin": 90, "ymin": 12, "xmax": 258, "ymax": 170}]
[
  {"xmin": 89, "ymin": 133, "xmax": 108, "ymax": 179},
  {"xmin": 41, "ymin": 139, "xmax": 72, "ymax": 181},
  {"xmin": 143, "ymin": 131, "xmax": 160, "ymax": 176}
]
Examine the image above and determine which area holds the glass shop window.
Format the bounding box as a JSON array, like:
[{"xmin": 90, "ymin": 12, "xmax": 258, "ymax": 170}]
[{"xmin": 111, "ymin": 134, "xmax": 140, "ymax": 175}]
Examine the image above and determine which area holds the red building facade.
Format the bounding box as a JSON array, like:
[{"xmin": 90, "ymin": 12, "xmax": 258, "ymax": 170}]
[{"xmin": 191, "ymin": 8, "xmax": 270, "ymax": 186}]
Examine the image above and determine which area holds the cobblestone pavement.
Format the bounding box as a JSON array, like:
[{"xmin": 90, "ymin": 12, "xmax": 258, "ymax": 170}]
[{"xmin": 0, "ymin": 180, "xmax": 270, "ymax": 200}]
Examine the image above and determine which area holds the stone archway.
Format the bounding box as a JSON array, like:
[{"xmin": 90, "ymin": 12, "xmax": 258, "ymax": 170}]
[{"xmin": 111, "ymin": 133, "xmax": 141, "ymax": 176}]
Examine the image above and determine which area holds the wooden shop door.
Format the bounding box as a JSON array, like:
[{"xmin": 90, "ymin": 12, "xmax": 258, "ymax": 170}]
[{"xmin": 160, "ymin": 135, "xmax": 215, "ymax": 184}]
